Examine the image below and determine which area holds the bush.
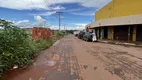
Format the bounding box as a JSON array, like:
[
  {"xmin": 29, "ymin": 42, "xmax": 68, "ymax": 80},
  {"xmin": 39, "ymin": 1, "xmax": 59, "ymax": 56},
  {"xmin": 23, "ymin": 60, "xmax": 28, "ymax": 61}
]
[
  {"xmin": 54, "ymin": 31, "xmax": 65, "ymax": 39},
  {"xmin": 0, "ymin": 26, "xmax": 35, "ymax": 77},
  {"xmin": 33, "ymin": 39, "xmax": 54, "ymax": 51},
  {"xmin": 0, "ymin": 19, "xmax": 54, "ymax": 77}
]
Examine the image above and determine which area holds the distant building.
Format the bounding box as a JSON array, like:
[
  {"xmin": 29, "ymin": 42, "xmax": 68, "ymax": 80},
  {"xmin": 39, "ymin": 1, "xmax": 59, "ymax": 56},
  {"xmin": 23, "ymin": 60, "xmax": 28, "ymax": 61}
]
[
  {"xmin": 24, "ymin": 28, "xmax": 32, "ymax": 34},
  {"xmin": 86, "ymin": 0, "xmax": 142, "ymax": 42}
]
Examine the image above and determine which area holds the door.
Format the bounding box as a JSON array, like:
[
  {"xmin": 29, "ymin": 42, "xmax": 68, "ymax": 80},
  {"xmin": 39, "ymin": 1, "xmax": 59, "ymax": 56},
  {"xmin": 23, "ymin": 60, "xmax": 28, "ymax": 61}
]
[
  {"xmin": 136, "ymin": 25, "xmax": 142, "ymax": 41},
  {"xmin": 114, "ymin": 26, "xmax": 128, "ymax": 40},
  {"xmin": 104, "ymin": 27, "xmax": 108, "ymax": 39}
]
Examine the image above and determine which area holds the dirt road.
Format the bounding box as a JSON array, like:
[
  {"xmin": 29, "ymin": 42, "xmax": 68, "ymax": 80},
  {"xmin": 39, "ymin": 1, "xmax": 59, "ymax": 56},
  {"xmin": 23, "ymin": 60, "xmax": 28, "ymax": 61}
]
[{"xmin": 3, "ymin": 35, "xmax": 142, "ymax": 80}]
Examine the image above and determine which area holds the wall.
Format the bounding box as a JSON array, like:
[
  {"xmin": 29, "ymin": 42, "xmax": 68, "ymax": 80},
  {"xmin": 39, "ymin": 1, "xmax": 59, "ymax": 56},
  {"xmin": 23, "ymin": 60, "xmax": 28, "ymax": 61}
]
[
  {"xmin": 107, "ymin": 27, "xmax": 114, "ymax": 40},
  {"xmin": 95, "ymin": 0, "xmax": 142, "ymax": 21},
  {"xmin": 95, "ymin": 2, "xmax": 113, "ymax": 21},
  {"xmin": 32, "ymin": 27, "xmax": 53, "ymax": 40},
  {"xmin": 113, "ymin": 0, "xmax": 142, "ymax": 18},
  {"xmin": 132, "ymin": 25, "xmax": 136, "ymax": 41}
]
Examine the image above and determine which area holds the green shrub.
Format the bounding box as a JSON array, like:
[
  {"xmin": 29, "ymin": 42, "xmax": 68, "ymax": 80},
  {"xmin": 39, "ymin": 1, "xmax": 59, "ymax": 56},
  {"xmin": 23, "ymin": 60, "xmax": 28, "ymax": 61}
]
[
  {"xmin": 54, "ymin": 31, "xmax": 65, "ymax": 39},
  {"xmin": 0, "ymin": 26, "xmax": 34, "ymax": 76},
  {"xmin": 0, "ymin": 19, "xmax": 54, "ymax": 77},
  {"xmin": 33, "ymin": 39, "xmax": 54, "ymax": 51}
]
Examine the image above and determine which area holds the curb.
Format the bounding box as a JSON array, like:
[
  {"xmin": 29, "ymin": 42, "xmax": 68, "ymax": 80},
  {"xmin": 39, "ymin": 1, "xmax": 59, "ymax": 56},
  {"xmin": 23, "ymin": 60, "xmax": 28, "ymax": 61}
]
[{"xmin": 98, "ymin": 40, "xmax": 142, "ymax": 47}]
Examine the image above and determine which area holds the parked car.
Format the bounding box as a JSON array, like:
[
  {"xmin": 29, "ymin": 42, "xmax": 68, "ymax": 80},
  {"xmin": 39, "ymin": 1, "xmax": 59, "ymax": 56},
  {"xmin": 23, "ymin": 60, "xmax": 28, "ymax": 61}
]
[
  {"xmin": 74, "ymin": 31, "xmax": 80, "ymax": 37},
  {"xmin": 78, "ymin": 31, "xmax": 85, "ymax": 39},
  {"xmin": 83, "ymin": 32, "xmax": 93, "ymax": 41}
]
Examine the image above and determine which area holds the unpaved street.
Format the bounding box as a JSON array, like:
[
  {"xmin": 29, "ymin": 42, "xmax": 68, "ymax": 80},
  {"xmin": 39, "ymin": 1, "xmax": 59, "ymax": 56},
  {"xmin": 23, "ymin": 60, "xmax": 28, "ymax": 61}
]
[{"xmin": 3, "ymin": 35, "xmax": 142, "ymax": 80}]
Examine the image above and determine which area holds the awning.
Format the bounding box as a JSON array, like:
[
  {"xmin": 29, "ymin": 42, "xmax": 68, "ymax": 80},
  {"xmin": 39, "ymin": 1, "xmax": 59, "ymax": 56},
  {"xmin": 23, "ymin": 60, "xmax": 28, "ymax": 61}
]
[
  {"xmin": 90, "ymin": 14, "xmax": 142, "ymax": 28},
  {"xmin": 85, "ymin": 23, "xmax": 91, "ymax": 28}
]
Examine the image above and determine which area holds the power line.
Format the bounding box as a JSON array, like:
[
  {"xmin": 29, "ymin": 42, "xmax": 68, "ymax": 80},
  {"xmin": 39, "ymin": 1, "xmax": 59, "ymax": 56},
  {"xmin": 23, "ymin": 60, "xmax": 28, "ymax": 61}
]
[
  {"xmin": 31, "ymin": 0, "xmax": 36, "ymax": 9},
  {"xmin": 43, "ymin": 0, "xmax": 50, "ymax": 9},
  {"xmin": 31, "ymin": 0, "xmax": 47, "ymax": 28},
  {"xmin": 43, "ymin": 0, "xmax": 56, "ymax": 11},
  {"xmin": 64, "ymin": 24, "xmax": 65, "ymax": 31},
  {"xmin": 43, "ymin": 0, "xmax": 58, "ymax": 27},
  {"xmin": 30, "ymin": 0, "xmax": 39, "ymax": 16},
  {"xmin": 42, "ymin": 0, "xmax": 65, "ymax": 29}
]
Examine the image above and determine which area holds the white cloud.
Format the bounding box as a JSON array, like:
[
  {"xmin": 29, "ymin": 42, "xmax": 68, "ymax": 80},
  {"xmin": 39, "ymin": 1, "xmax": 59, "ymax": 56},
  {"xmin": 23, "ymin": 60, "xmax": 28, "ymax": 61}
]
[
  {"xmin": 76, "ymin": 26, "xmax": 85, "ymax": 30},
  {"xmin": 74, "ymin": 23, "xmax": 87, "ymax": 26},
  {"xmin": 63, "ymin": 8, "xmax": 84, "ymax": 13},
  {"xmin": 16, "ymin": 20, "xmax": 29, "ymax": 24},
  {"xmin": 51, "ymin": 5, "xmax": 65, "ymax": 10},
  {"xmin": 13, "ymin": 16, "xmax": 51, "ymax": 28},
  {"xmin": 80, "ymin": 0, "xmax": 111, "ymax": 8},
  {"xmin": 34, "ymin": 15, "xmax": 51, "ymax": 27},
  {"xmin": 34, "ymin": 15, "xmax": 45, "ymax": 21},
  {"xmin": 49, "ymin": 23, "xmax": 87, "ymax": 30},
  {"xmin": 2, "ymin": 18, "xmax": 86, "ymax": 30},
  {"xmin": 61, "ymin": 16, "xmax": 66, "ymax": 19},
  {"xmin": 71, "ymin": 9, "xmax": 96, "ymax": 16},
  {"xmin": 0, "ymin": 0, "xmax": 111, "ymax": 10},
  {"xmin": 49, "ymin": 25, "xmax": 63, "ymax": 30},
  {"xmin": 67, "ymin": 26, "xmax": 77, "ymax": 30},
  {"xmin": 49, "ymin": 25, "xmax": 71, "ymax": 30},
  {"xmin": 34, "ymin": 15, "xmax": 45, "ymax": 27},
  {"xmin": 49, "ymin": 25, "xmax": 77, "ymax": 30},
  {"xmin": 71, "ymin": 12, "xmax": 94, "ymax": 16},
  {"xmin": 14, "ymin": 20, "xmax": 32, "ymax": 28},
  {"xmin": 37, "ymin": 11, "xmax": 56, "ymax": 16},
  {"xmin": 74, "ymin": 23, "xmax": 87, "ymax": 30},
  {"xmin": 0, "ymin": 0, "xmax": 45, "ymax": 10}
]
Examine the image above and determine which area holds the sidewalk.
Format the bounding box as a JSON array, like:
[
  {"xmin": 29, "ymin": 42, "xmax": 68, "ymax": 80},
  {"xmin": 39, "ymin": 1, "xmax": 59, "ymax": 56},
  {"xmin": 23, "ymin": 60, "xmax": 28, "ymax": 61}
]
[{"xmin": 98, "ymin": 40, "xmax": 142, "ymax": 47}]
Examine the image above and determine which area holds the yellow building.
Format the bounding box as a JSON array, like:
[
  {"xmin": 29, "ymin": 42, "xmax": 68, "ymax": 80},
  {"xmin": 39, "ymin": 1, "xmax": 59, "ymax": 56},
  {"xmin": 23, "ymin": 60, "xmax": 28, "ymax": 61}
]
[{"xmin": 86, "ymin": 0, "xmax": 142, "ymax": 42}]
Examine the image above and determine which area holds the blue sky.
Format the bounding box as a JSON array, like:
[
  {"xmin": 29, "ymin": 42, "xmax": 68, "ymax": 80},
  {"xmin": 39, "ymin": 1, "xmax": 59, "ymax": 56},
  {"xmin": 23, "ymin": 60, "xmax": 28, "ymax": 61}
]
[{"xmin": 0, "ymin": 0, "xmax": 111, "ymax": 30}]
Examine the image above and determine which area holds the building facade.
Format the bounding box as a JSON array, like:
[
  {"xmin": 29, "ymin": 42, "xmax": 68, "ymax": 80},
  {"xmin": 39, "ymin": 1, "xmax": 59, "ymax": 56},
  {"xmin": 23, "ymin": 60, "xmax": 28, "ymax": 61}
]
[{"xmin": 87, "ymin": 0, "xmax": 142, "ymax": 42}]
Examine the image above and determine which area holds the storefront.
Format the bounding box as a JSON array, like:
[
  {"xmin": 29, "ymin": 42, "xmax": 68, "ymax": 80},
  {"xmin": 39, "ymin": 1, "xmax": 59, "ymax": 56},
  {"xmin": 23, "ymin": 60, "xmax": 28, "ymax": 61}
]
[{"xmin": 136, "ymin": 25, "xmax": 142, "ymax": 41}]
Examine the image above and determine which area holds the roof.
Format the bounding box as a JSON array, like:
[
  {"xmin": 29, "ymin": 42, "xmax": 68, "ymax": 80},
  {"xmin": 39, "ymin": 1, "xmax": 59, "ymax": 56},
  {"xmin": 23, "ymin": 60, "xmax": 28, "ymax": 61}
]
[
  {"xmin": 85, "ymin": 22, "xmax": 93, "ymax": 28},
  {"xmin": 90, "ymin": 14, "xmax": 142, "ymax": 28}
]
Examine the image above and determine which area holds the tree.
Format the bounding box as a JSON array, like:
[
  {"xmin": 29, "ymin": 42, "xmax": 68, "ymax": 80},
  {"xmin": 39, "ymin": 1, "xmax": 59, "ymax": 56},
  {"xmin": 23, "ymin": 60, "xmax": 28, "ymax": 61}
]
[
  {"xmin": 0, "ymin": 19, "xmax": 14, "ymax": 30},
  {"xmin": 0, "ymin": 19, "xmax": 33, "ymax": 77}
]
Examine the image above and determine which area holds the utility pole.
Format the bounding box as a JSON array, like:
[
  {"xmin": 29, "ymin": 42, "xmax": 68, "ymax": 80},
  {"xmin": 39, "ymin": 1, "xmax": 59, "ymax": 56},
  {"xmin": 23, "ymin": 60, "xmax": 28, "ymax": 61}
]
[
  {"xmin": 56, "ymin": 11, "xmax": 63, "ymax": 31},
  {"xmin": 64, "ymin": 24, "xmax": 66, "ymax": 31},
  {"xmin": 64, "ymin": 24, "xmax": 66, "ymax": 34}
]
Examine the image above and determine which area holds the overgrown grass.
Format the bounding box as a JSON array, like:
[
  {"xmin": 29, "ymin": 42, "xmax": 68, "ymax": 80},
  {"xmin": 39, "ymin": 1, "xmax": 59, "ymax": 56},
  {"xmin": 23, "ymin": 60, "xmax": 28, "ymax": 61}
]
[
  {"xmin": 53, "ymin": 31, "xmax": 65, "ymax": 40},
  {"xmin": 33, "ymin": 39, "xmax": 54, "ymax": 52},
  {"xmin": 0, "ymin": 25, "xmax": 54, "ymax": 77}
]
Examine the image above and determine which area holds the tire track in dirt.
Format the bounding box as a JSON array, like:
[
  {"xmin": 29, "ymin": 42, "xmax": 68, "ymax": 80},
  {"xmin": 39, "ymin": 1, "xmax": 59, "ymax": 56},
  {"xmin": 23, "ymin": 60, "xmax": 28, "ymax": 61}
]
[
  {"xmin": 79, "ymin": 39, "xmax": 142, "ymax": 80},
  {"xmin": 3, "ymin": 35, "xmax": 83, "ymax": 80},
  {"xmin": 50, "ymin": 36, "xmax": 82, "ymax": 80}
]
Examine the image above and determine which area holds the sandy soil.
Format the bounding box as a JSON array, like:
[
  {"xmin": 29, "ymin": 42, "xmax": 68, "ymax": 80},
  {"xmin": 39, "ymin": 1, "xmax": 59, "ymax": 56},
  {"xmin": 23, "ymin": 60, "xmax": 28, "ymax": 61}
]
[{"xmin": 3, "ymin": 35, "xmax": 142, "ymax": 80}]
